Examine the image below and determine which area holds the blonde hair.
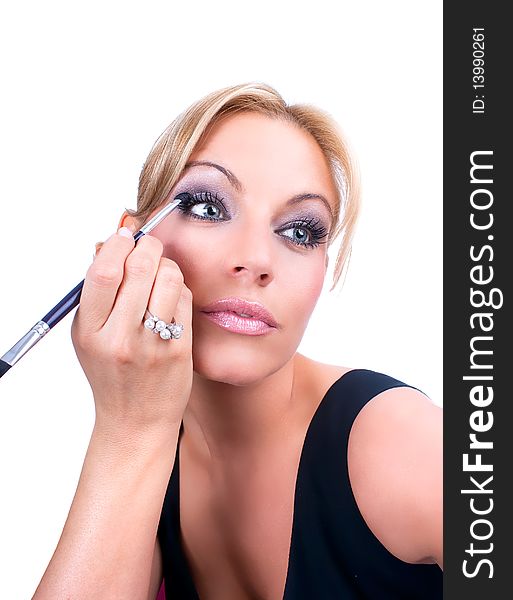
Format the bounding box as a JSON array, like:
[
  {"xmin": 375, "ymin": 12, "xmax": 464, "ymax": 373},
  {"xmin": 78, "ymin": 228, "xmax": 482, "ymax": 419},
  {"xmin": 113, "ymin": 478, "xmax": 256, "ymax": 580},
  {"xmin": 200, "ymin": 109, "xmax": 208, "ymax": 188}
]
[{"xmin": 125, "ymin": 82, "xmax": 360, "ymax": 293}]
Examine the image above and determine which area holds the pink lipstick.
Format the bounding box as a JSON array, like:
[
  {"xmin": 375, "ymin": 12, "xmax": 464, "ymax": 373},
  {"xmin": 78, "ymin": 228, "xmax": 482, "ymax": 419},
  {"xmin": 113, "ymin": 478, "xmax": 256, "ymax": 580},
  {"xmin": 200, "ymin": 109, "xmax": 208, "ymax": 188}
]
[{"xmin": 200, "ymin": 297, "xmax": 278, "ymax": 335}]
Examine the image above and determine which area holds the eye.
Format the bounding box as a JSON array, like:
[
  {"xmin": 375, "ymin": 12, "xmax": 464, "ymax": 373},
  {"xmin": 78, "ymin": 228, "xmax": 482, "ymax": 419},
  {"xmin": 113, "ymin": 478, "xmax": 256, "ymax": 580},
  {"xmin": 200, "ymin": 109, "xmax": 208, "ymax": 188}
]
[
  {"xmin": 176, "ymin": 191, "xmax": 228, "ymax": 221},
  {"xmin": 279, "ymin": 218, "xmax": 329, "ymax": 249},
  {"xmin": 281, "ymin": 225, "xmax": 311, "ymax": 246},
  {"xmin": 191, "ymin": 202, "xmax": 222, "ymax": 220}
]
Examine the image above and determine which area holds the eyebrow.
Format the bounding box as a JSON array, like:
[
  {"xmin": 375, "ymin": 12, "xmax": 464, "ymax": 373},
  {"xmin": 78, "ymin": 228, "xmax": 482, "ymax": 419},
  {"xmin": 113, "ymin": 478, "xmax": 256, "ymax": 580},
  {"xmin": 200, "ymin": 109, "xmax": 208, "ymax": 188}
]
[
  {"xmin": 184, "ymin": 161, "xmax": 243, "ymax": 192},
  {"xmin": 183, "ymin": 160, "xmax": 334, "ymax": 222}
]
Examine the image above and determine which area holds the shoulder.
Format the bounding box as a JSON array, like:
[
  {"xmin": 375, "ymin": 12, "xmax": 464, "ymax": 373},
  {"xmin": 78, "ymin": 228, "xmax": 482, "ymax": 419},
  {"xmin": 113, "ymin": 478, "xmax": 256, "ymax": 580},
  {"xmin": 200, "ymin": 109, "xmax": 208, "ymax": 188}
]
[{"xmin": 345, "ymin": 373, "xmax": 442, "ymax": 567}]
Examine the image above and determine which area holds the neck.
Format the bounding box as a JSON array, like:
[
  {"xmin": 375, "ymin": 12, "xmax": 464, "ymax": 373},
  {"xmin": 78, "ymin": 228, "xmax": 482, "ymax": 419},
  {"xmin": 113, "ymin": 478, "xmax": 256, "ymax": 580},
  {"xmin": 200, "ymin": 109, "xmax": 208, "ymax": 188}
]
[{"xmin": 182, "ymin": 354, "xmax": 309, "ymax": 466}]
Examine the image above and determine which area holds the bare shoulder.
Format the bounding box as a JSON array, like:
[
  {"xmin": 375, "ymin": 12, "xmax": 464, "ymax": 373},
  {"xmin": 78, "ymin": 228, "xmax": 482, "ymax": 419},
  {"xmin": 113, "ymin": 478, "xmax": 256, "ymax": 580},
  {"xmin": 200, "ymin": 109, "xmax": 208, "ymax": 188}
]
[{"xmin": 346, "ymin": 382, "xmax": 443, "ymax": 568}]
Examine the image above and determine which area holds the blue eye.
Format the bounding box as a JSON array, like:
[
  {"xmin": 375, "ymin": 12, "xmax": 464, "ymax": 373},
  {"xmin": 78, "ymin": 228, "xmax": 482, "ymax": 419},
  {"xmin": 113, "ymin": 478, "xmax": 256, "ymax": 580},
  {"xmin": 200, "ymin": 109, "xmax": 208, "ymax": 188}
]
[
  {"xmin": 176, "ymin": 191, "xmax": 228, "ymax": 221},
  {"xmin": 278, "ymin": 218, "xmax": 329, "ymax": 249},
  {"xmin": 175, "ymin": 191, "xmax": 329, "ymax": 249}
]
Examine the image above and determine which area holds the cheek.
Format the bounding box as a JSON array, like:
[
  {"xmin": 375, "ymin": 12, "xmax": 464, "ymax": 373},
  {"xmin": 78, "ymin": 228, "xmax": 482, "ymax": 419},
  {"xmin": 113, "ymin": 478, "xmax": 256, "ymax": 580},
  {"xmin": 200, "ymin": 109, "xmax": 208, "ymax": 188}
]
[
  {"xmin": 280, "ymin": 258, "xmax": 326, "ymax": 327},
  {"xmin": 152, "ymin": 217, "xmax": 326, "ymax": 318},
  {"xmin": 152, "ymin": 222, "xmax": 216, "ymax": 288}
]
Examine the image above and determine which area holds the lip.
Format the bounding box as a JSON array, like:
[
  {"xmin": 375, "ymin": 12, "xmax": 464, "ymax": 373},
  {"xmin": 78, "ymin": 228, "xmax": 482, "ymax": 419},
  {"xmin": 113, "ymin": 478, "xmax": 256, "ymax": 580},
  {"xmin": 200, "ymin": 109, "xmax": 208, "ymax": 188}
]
[{"xmin": 200, "ymin": 297, "xmax": 279, "ymax": 329}]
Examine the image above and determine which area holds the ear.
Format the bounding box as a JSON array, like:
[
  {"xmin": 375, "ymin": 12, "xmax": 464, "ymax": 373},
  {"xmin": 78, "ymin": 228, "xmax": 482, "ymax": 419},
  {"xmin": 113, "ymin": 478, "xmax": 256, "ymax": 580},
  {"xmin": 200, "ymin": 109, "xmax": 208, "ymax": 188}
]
[
  {"xmin": 325, "ymin": 254, "xmax": 329, "ymax": 271},
  {"xmin": 118, "ymin": 211, "xmax": 138, "ymax": 231}
]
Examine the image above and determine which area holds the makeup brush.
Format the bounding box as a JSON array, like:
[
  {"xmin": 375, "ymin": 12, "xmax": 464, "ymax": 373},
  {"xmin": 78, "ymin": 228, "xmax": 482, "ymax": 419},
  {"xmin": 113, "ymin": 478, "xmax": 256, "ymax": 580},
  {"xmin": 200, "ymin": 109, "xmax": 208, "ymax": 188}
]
[{"xmin": 0, "ymin": 194, "xmax": 186, "ymax": 379}]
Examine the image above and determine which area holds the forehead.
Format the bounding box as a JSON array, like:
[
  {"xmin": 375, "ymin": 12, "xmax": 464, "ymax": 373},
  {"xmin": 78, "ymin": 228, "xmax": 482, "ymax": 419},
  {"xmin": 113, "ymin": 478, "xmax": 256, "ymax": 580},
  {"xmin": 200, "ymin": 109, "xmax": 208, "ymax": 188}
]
[{"xmin": 189, "ymin": 112, "xmax": 338, "ymax": 204}]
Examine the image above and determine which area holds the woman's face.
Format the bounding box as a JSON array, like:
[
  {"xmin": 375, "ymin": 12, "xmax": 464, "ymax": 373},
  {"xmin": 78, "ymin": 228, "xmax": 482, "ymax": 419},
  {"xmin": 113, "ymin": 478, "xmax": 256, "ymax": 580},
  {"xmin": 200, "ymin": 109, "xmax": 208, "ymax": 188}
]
[{"xmin": 149, "ymin": 112, "xmax": 338, "ymax": 385}]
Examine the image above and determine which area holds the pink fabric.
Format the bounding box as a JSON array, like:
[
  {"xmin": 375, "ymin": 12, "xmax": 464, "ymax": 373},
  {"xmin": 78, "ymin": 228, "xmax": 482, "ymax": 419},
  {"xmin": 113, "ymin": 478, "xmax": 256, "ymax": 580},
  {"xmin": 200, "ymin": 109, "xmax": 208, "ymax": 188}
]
[{"xmin": 156, "ymin": 581, "xmax": 166, "ymax": 600}]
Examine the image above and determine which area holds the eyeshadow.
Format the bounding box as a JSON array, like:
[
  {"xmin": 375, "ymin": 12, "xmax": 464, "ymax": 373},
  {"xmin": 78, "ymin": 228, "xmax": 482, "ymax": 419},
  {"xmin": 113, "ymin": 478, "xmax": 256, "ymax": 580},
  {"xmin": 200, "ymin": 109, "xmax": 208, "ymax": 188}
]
[{"xmin": 173, "ymin": 174, "xmax": 332, "ymax": 229}]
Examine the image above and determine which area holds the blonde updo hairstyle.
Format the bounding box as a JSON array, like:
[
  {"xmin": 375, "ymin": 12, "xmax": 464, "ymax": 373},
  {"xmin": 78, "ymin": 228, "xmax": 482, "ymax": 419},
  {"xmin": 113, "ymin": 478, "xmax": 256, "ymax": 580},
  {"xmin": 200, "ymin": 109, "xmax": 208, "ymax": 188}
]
[{"xmin": 117, "ymin": 82, "xmax": 360, "ymax": 293}]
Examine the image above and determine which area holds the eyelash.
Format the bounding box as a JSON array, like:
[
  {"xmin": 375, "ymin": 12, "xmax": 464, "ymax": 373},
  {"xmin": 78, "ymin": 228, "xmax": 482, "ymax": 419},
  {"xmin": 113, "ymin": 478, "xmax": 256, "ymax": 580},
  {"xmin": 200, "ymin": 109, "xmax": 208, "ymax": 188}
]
[
  {"xmin": 177, "ymin": 191, "xmax": 226, "ymax": 221},
  {"xmin": 285, "ymin": 218, "xmax": 329, "ymax": 249},
  {"xmin": 176, "ymin": 191, "xmax": 329, "ymax": 249}
]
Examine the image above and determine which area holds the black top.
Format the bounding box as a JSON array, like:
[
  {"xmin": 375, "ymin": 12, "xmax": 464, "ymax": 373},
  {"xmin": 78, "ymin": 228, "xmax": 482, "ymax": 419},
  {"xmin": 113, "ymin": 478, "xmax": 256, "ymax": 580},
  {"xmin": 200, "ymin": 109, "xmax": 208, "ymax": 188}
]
[{"xmin": 157, "ymin": 368, "xmax": 443, "ymax": 599}]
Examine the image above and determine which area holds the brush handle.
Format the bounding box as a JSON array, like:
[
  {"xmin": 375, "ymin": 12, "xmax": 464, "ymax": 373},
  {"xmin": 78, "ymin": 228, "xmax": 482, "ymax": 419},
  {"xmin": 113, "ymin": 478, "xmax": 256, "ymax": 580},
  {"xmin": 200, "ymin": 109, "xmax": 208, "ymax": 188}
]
[
  {"xmin": 39, "ymin": 230, "xmax": 145, "ymax": 328},
  {"xmin": 0, "ymin": 228, "xmax": 146, "ymax": 378},
  {"xmin": 0, "ymin": 194, "xmax": 185, "ymax": 379},
  {"xmin": 42, "ymin": 280, "xmax": 84, "ymax": 328},
  {"xmin": 43, "ymin": 229, "xmax": 146, "ymax": 328}
]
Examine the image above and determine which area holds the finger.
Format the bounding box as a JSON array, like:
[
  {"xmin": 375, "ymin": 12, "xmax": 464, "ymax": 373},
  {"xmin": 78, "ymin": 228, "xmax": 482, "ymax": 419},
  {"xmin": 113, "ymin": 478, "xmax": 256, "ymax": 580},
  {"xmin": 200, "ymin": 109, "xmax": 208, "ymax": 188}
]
[
  {"xmin": 78, "ymin": 228, "xmax": 135, "ymax": 334},
  {"xmin": 143, "ymin": 257, "xmax": 190, "ymax": 340},
  {"xmin": 108, "ymin": 234, "xmax": 163, "ymax": 329},
  {"xmin": 146, "ymin": 275, "xmax": 193, "ymax": 351},
  {"xmin": 172, "ymin": 283, "xmax": 193, "ymax": 350}
]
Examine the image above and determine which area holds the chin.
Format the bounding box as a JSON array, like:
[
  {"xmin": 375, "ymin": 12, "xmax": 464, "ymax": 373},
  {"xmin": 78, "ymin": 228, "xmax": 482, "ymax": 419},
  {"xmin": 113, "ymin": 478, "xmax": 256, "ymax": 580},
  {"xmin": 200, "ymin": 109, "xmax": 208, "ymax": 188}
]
[
  {"xmin": 192, "ymin": 350, "xmax": 262, "ymax": 386},
  {"xmin": 193, "ymin": 364, "xmax": 261, "ymax": 387},
  {"xmin": 192, "ymin": 344, "xmax": 292, "ymax": 387}
]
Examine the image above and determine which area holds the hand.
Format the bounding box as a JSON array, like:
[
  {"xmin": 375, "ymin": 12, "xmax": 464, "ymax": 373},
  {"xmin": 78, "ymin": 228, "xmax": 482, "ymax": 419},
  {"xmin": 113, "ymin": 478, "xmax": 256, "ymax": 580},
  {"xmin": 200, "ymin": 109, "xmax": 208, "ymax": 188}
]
[{"xmin": 71, "ymin": 227, "xmax": 193, "ymax": 430}]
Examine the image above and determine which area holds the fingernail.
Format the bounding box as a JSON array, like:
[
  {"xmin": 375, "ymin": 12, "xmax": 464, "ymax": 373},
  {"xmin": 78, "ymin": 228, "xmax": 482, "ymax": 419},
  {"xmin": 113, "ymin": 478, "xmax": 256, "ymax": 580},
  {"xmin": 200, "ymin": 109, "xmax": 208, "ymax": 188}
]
[{"xmin": 118, "ymin": 226, "xmax": 133, "ymax": 238}]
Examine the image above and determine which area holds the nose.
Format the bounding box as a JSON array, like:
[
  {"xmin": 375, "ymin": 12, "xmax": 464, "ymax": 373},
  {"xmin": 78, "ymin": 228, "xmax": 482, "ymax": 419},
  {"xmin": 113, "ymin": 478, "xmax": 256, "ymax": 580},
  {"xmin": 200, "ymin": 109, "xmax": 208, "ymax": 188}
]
[{"xmin": 225, "ymin": 218, "xmax": 275, "ymax": 286}]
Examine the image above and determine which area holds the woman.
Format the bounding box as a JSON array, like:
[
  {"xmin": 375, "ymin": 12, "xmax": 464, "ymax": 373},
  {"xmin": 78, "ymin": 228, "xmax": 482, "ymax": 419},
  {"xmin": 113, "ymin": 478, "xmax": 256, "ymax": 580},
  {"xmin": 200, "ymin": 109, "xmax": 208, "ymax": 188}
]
[{"xmin": 33, "ymin": 82, "xmax": 442, "ymax": 599}]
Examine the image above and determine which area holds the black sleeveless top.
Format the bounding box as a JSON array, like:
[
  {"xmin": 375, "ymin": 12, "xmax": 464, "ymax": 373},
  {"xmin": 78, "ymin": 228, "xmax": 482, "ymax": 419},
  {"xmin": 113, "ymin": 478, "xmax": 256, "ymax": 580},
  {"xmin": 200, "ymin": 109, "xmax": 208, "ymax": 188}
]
[{"xmin": 157, "ymin": 369, "xmax": 443, "ymax": 599}]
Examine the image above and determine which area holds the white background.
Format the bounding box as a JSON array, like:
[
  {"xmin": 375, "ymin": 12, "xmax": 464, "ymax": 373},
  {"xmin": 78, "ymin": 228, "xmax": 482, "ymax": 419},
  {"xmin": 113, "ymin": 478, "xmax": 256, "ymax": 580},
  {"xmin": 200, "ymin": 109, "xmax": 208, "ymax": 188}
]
[{"xmin": 0, "ymin": 1, "xmax": 442, "ymax": 597}]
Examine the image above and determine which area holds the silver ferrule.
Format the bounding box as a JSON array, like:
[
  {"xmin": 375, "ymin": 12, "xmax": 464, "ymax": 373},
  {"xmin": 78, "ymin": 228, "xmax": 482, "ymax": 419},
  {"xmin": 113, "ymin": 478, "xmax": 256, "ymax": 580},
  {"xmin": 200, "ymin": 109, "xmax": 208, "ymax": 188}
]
[
  {"xmin": 1, "ymin": 321, "xmax": 50, "ymax": 367},
  {"xmin": 140, "ymin": 197, "xmax": 183, "ymax": 235}
]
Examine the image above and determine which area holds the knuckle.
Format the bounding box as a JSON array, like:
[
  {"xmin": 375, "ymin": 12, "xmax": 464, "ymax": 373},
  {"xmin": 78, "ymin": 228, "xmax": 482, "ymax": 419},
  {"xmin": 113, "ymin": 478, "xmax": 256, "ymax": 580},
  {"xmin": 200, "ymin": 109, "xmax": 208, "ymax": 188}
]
[
  {"xmin": 181, "ymin": 285, "xmax": 193, "ymax": 301},
  {"xmin": 70, "ymin": 320, "xmax": 82, "ymax": 348},
  {"xmin": 143, "ymin": 234, "xmax": 164, "ymax": 254},
  {"xmin": 71, "ymin": 317, "xmax": 84, "ymax": 341},
  {"xmin": 159, "ymin": 256, "xmax": 179, "ymax": 268},
  {"xmin": 158, "ymin": 259, "xmax": 184, "ymax": 287},
  {"xmin": 125, "ymin": 253, "xmax": 155, "ymax": 277},
  {"xmin": 88, "ymin": 262, "xmax": 122, "ymax": 287},
  {"xmin": 71, "ymin": 323, "xmax": 99, "ymax": 357},
  {"xmin": 110, "ymin": 339, "xmax": 134, "ymax": 365}
]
